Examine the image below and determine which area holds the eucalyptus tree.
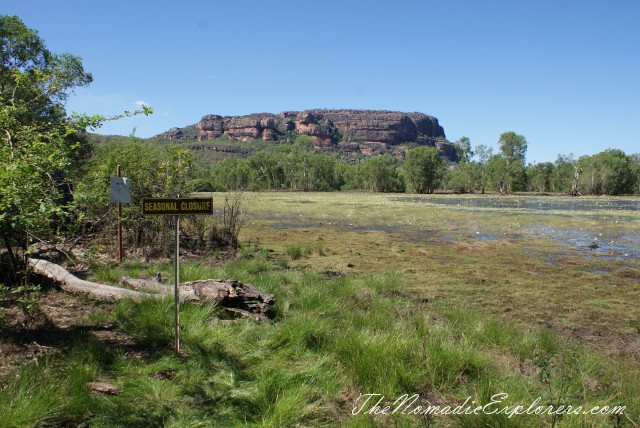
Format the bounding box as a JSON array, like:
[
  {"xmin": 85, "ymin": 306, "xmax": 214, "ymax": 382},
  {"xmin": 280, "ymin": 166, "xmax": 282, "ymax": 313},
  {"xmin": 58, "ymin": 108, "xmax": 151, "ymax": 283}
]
[
  {"xmin": 497, "ymin": 132, "xmax": 528, "ymax": 193},
  {"xmin": 248, "ymin": 150, "xmax": 284, "ymax": 190},
  {"xmin": 486, "ymin": 154, "xmax": 508, "ymax": 194},
  {"xmin": 474, "ymin": 144, "xmax": 493, "ymax": 194},
  {"xmin": 552, "ymin": 154, "xmax": 576, "ymax": 194},
  {"xmin": 402, "ymin": 146, "xmax": 445, "ymax": 194},
  {"xmin": 526, "ymin": 162, "xmax": 554, "ymax": 192},
  {"xmin": 360, "ymin": 154, "xmax": 404, "ymax": 192},
  {"xmin": 577, "ymin": 149, "xmax": 637, "ymax": 195},
  {"xmin": 453, "ymin": 136, "xmax": 475, "ymax": 192}
]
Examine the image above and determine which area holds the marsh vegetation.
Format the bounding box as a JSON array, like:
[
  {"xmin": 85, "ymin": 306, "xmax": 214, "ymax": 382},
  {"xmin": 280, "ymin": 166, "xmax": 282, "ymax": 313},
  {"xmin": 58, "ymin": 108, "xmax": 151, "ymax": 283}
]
[{"xmin": 2, "ymin": 191, "xmax": 638, "ymax": 427}]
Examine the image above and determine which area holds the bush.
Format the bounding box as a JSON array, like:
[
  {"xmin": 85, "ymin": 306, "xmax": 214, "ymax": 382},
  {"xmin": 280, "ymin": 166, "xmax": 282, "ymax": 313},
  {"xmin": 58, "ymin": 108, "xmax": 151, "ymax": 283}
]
[
  {"xmin": 203, "ymin": 193, "xmax": 246, "ymax": 251},
  {"xmin": 73, "ymin": 141, "xmax": 194, "ymax": 256}
]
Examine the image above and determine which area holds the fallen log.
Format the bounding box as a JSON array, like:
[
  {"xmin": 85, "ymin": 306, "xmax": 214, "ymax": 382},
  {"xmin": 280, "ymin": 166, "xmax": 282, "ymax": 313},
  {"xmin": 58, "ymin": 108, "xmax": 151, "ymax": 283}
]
[
  {"xmin": 28, "ymin": 258, "xmax": 275, "ymax": 319},
  {"xmin": 28, "ymin": 258, "xmax": 147, "ymax": 301},
  {"xmin": 121, "ymin": 277, "xmax": 171, "ymax": 294},
  {"xmin": 122, "ymin": 277, "xmax": 275, "ymax": 319}
]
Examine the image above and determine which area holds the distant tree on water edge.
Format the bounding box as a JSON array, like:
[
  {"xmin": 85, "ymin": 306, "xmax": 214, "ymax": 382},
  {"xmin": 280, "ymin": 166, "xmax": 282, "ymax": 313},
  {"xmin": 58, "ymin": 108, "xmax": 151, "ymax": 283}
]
[{"xmin": 402, "ymin": 147, "xmax": 445, "ymax": 194}]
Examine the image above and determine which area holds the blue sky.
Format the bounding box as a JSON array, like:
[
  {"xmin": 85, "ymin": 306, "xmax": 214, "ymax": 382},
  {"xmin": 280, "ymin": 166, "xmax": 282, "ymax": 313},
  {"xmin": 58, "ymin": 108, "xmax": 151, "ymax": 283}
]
[{"xmin": 5, "ymin": 0, "xmax": 639, "ymax": 163}]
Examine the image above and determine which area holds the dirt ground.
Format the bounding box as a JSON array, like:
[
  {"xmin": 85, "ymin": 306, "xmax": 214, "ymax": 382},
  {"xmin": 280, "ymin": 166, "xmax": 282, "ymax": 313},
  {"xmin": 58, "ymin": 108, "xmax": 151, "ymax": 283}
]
[{"xmin": 0, "ymin": 289, "xmax": 143, "ymax": 383}]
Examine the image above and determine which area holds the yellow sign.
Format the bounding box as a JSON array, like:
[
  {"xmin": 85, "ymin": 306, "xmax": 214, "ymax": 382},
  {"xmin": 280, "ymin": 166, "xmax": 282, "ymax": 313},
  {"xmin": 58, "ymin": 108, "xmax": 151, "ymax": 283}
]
[{"xmin": 142, "ymin": 198, "xmax": 213, "ymax": 215}]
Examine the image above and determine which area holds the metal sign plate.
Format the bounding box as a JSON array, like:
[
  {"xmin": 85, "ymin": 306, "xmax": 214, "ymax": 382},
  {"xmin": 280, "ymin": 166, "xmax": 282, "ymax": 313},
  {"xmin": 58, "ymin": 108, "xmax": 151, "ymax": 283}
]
[
  {"xmin": 110, "ymin": 177, "xmax": 130, "ymax": 203},
  {"xmin": 142, "ymin": 198, "xmax": 213, "ymax": 215}
]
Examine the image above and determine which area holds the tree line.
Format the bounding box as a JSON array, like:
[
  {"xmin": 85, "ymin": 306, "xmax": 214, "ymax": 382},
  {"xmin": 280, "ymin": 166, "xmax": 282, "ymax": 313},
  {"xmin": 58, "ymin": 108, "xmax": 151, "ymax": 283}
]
[{"xmin": 190, "ymin": 133, "xmax": 640, "ymax": 197}]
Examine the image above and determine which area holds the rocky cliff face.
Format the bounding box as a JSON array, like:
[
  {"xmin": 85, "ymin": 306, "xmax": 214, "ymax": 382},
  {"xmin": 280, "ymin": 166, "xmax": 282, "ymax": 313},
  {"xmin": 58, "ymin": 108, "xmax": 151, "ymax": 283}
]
[
  {"xmin": 197, "ymin": 113, "xmax": 280, "ymax": 142},
  {"xmin": 164, "ymin": 109, "xmax": 456, "ymax": 162},
  {"xmin": 276, "ymin": 110, "xmax": 445, "ymax": 148}
]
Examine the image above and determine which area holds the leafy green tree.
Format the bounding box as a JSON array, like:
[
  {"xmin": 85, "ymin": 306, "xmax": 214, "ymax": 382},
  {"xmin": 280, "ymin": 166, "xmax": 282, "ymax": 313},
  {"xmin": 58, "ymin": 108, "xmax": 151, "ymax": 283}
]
[
  {"xmin": 452, "ymin": 137, "xmax": 475, "ymax": 193},
  {"xmin": 445, "ymin": 165, "xmax": 467, "ymax": 193},
  {"xmin": 248, "ymin": 151, "xmax": 284, "ymax": 190},
  {"xmin": 212, "ymin": 158, "xmax": 250, "ymax": 191},
  {"xmin": 498, "ymin": 131, "xmax": 527, "ymax": 160},
  {"xmin": 402, "ymin": 146, "xmax": 445, "ymax": 194},
  {"xmin": 474, "ymin": 144, "xmax": 493, "ymax": 194},
  {"xmin": 577, "ymin": 149, "xmax": 637, "ymax": 195},
  {"xmin": 360, "ymin": 155, "xmax": 404, "ymax": 192},
  {"xmin": 298, "ymin": 151, "xmax": 336, "ymax": 191},
  {"xmin": 552, "ymin": 154, "xmax": 576, "ymax": 193},
  {"xmin": 334, "ymin": 161, "xmax": 360, "ymax": 190},
  {"xmin": 497, "ymin": 131, "xmax": 528, "ymax": 193},
  {"xmin": 270, "ymin": 141, "xmax": 336, "ymax": 191},
  {"xmin": 1, "ymin": 15, "xmax": 92, "ymax": 125},
  {"xmin": 0, "ymin": 17, "xmax": 86, "ymax": 272},
  {"xmin": 0, "ymin": 15, "xmax": 150, "ymax": 281},
  {"xmin": 279, "ymin": 145, "xmax": 301, "ymax": 190},
  {"xmin": 446, "ymin": 162, "xmax": 481, "ymax": 193},
  {"xmin": 631, "ymin": 153, "xmax": 640, "ymax": 194},
  {"xmin": 189, "ymin": 167, "xmax": 221, "ymax": 192},
  {"xmin": 455, "ymin": 137, "xmax": 473, "ymax": 163},
  {"xmin": 486, "ymin": 154, "xmax": 508, "ymax": 194},
  {"xmin": 526, "ymin": 162, "xmax": 554, "ymax": 192},
  {"xmin": 243, "ymin": 139, "xmax": 340, "ymax": 191},
  {"xmin": 293, "ymin": 134, "xmax": 314, "ymax": 151},
  {"xmin": 287, "ymin": 135, "xmax": 314, "ymax": 190}
]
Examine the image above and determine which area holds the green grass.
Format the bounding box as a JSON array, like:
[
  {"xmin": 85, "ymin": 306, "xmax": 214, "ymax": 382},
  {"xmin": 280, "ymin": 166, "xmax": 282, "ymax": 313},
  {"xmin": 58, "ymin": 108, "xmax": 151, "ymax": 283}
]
[
  {"xmin": 3, "ymin": 192, "xmax": 639, "ymax": 426},
  {"xmin": 0, "ymin": 364, "xmax": 70, "ymax": 427},
  {"xmin": 285, "ymin": 242, "xmax": 325, "ymax": 260},
  {"xmin": 4, "ymin": 254, "xmax": 638, "ymax": 426}
]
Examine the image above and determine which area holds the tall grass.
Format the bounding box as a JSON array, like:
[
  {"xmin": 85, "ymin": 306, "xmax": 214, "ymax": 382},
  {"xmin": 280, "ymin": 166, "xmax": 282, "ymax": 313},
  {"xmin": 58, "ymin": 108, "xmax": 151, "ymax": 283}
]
[
  {"xmin": 3, "ymin": 251, "xmax": 638, "ymax": 426},
  {"xmin": 0, "ymin": 364, "xmax": 69, "ymax": 428}
]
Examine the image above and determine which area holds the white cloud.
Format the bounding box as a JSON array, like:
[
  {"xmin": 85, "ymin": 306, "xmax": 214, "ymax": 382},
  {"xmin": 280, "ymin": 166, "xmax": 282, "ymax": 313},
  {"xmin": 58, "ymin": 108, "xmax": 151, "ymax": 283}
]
[
  {"xmin": 208, "ymin": 74, "xmax": 216, "ymax": 79},
  {"xmin": 66, "ymin": 92, "xmax": 129, "ymax": 115},
  {"xmin": 135, "ymin": 100, "xmax": 147, "ymax": 106}
]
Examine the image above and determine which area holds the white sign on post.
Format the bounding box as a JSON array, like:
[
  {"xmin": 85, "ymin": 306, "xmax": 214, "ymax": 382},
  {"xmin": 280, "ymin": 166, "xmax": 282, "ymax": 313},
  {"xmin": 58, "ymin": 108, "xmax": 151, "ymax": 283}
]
[{"xmin": 110, "ymin": 177, "xmax": 131, "ymax": 203}]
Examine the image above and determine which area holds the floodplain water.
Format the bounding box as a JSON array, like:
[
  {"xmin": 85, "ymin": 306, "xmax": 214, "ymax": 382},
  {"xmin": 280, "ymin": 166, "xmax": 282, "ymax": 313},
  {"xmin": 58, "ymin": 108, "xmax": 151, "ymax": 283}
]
[
  {"xmin": 245, "ymin": 192, "xmax": 640, "ymax": 261},
  {"xmin": 391, "ymin": 195, "xmax": 640, "ymax": 217},
  {"xmin": 390, "ymin": 195, "xmax": 640, "ymax": 260}
]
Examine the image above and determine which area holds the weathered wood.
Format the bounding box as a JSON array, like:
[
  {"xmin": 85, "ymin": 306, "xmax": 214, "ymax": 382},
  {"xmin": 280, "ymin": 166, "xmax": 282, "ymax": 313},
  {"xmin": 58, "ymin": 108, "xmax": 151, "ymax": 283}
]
[
  {"xmin": 121, "ymin": 277, "xmax": 171, "ymax": 294},
  {"xmin": 28, "ymin": 258, "xmax": 148, "ymax": 301},
  {"xmin": 225, "ymin": 307, "xmax": 263, "ymax": 321},
  {"xmin": 28, "ymin": 258, "xmax": 275, "ymax": 319},
  {"xmin": 87, "ymin": 381, "xmax": 122, "ymax": 395}
]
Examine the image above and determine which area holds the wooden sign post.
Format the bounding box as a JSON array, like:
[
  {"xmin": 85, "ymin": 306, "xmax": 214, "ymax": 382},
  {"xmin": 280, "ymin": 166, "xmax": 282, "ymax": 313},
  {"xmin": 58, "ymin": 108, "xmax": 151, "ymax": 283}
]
[{"xmin": 142, "ymin": 197, "xmax": 213, "ymax": 353}]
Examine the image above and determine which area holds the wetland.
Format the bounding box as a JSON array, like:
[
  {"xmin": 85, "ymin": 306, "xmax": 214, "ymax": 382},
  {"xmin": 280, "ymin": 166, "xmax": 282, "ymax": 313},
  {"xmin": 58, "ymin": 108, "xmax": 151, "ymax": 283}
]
[
  {"xmin": 3, "ymin": 191, "xmax": 639, "ymax": 427},
  {"xmin": 238, "ymin": 192, "xmax": 640, "ymax": 358}
]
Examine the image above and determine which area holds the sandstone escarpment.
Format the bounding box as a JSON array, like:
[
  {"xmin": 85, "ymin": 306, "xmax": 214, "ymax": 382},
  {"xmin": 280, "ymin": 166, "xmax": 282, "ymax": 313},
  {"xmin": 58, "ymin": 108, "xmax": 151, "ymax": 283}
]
[
  {"xmin": 198, "ymin": 113, "xmax": 279, "ymax": 141},
  {"xmin": 166, "ymin": 109, "xmax": 456, "ymax": 162},
  {"xmin": 285, "ymin": 110, "xmax": 445, "ymax": 147}
]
